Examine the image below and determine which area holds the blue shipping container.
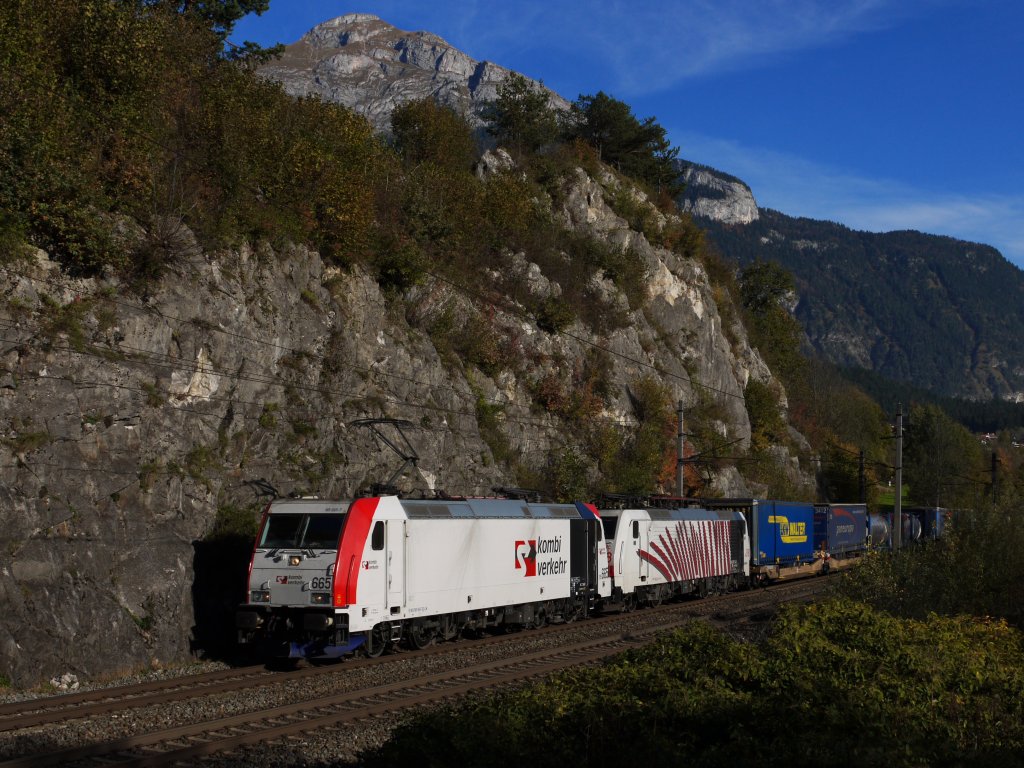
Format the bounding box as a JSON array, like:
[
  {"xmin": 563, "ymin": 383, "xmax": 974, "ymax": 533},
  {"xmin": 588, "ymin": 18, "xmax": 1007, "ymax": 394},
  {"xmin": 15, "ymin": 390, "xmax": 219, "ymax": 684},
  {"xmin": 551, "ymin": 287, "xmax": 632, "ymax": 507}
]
[
  {"xmin": 700, "ymin": 499, "xmax": 815, "ymax": 568},
  {"xmin": 814, "ymin": 504, "xmax": 868, "ymax": 556},
  {"xmin": 758, "ymin": 500, "xmax": 815, "ymax": 566}
]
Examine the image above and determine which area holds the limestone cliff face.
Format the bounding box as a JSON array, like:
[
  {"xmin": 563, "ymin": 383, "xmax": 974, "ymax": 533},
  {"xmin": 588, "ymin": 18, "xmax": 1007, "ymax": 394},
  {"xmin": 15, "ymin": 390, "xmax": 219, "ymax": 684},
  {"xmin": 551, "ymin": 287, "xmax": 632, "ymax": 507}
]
[
  {"xmin": 676, "ymin": 162, "xmax": 760, "ymax": 225},
  {"xmin": 0, "ymin": 244, "xmax": 505, "ymax": 685},
  {"xmin": 259, "ymin": 14, "xmax": 568, "ymax": 132}
]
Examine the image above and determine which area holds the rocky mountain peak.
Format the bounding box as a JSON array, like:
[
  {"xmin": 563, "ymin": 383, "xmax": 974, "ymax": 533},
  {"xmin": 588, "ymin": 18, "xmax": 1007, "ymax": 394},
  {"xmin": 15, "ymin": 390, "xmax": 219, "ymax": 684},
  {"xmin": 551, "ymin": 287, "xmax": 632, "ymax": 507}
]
[
  {"xmin": 260, "ymin": 14, "xmax": 567, "ymax": 133},
  {"xmin": 302, "ymin": 14, "xmax": 457, "ymax": 62}
]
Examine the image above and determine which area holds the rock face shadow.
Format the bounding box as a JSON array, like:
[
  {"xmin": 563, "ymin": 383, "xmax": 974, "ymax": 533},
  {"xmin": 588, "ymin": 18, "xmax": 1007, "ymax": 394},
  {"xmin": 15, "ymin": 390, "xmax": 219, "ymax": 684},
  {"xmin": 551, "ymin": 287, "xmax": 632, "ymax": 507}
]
[{"xmin": 191, "ymin": 535, "xmax": 255, "ymax": 663}]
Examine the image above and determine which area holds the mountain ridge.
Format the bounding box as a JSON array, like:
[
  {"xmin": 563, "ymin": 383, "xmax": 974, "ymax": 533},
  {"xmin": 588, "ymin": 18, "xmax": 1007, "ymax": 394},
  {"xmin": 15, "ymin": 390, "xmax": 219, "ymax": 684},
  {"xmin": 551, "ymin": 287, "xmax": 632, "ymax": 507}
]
[{"xmin": 260, "ymin": 13, "xmax": 568, "ymax": 133}]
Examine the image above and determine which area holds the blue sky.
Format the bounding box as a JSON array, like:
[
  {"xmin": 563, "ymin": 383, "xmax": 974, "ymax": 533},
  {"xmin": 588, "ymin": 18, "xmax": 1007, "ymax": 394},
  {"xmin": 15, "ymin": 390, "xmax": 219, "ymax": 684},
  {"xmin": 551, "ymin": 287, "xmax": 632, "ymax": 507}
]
[{"xmin": 233, "ymin": 1, "xmax": 1024, "ymax": 267}]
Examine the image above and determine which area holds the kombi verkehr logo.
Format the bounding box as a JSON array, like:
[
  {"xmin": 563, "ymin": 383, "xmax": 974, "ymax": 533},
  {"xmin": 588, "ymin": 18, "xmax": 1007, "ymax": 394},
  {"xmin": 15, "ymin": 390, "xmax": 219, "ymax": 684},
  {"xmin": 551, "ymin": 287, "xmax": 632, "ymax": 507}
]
[
  {"xmin": 515, "ymin": 537, "xmax": 567, "ymax": 576},
  {"xmin": 514, "ymin": 540, "xmax": 537, "ymax": 576}
]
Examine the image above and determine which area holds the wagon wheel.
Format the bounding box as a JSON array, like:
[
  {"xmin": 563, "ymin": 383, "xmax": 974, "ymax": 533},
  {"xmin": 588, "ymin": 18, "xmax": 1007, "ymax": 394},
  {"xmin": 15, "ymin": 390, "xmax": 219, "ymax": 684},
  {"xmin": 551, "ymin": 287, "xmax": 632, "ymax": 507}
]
[
  {"xmin": 363, "ymin": 622, "xmax": 390, "ymax": 658},
  {"xmin": 406, "ymin": 620, "xmax": 436, "ymax": 650}
]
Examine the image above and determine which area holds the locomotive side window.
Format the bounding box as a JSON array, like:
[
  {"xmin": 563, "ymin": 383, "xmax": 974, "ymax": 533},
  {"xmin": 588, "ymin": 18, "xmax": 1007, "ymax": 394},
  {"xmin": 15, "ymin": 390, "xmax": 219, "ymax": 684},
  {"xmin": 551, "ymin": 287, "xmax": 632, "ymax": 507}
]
[
  {"xmin": 632, "ymin": 520, "xmax": 639, "ymax": 539},
  {"xmin": 371, "ymin": 521, "xmax": 385, "ymax": 550},
  {"xmin": 302, "ymin": 514, "xmax": 345, "ymax": 549},
  {"xmin": 260, "ymin": 514, "xmax": 303, "ymax": 548}
]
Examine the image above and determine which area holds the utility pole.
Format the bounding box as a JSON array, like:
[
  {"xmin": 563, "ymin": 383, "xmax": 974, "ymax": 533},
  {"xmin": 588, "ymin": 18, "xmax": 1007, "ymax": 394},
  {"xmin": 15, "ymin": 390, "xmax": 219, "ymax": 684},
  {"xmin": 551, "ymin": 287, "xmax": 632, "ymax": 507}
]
[
  {"xmin": 893, "ymin": 404, "xmax": 903, "ymax": 550},
  {"xmin": 676, "ymin": 400, "xmax": 685, "ymax": 497},
  {"xmin": 859, "ymin": 449, "xmax": 866, "ymax": 504},
  {"xmin": 991, "ymin": 451, "xmax": 999, "ymax": 497}
]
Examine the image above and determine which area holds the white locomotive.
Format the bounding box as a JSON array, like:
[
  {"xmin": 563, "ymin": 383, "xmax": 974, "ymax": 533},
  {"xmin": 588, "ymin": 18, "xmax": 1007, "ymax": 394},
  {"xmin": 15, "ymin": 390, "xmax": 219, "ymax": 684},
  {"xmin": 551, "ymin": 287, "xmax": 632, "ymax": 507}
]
[
  {"xmin": 236, "ymin": 496, "xmax": 610, "ymax": 658},
  {"xmin": 601, "ymin": 506, "xmax": 750, "ymax": 608},
  {"xmin": 236, "ymin": 496, "xmax": 751, "ymax": 659}
]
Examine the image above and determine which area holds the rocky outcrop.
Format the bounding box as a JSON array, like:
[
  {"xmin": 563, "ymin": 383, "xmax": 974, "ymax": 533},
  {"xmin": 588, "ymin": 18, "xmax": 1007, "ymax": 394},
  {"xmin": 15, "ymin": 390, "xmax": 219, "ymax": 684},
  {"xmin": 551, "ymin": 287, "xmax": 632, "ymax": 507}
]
[
  {"xmin": 259, "ymin": 14, "xmax": 568, "ymax": 133},
  {"xmin": 0, "ymin": 243, "xmax": 508, "ymax": 686},
  {"xmin": 676, "ymin": 162, "xmax": 759, "ymax": 225}
]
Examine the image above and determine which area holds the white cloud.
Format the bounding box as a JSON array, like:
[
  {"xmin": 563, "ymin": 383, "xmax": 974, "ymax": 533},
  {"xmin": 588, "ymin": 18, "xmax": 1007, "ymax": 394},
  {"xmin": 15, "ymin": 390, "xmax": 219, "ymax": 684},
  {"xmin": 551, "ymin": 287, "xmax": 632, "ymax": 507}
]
[
  {"xmin": 675, "ymin": 131, "xmax": 1024, "ymax": 267},
  {"xmin": 377, "ymin": 0, "xmax": 941, "ymax": 96}
]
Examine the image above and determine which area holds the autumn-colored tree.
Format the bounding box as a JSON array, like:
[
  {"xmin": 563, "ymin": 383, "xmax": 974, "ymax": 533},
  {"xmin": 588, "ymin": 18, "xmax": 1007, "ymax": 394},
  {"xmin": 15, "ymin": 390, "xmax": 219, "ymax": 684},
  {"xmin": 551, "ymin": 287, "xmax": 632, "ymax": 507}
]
[{"xmin": 390, "ymin": 99, "xmax": 477, "ymax": 171}]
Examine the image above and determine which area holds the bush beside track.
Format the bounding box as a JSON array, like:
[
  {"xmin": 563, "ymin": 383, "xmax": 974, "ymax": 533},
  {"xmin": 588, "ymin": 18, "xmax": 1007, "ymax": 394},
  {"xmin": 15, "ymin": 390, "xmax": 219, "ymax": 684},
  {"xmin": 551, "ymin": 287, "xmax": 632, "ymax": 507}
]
[{"xmin": 363, "ymin": 598, "xmax": 1024, "ymax": 768}]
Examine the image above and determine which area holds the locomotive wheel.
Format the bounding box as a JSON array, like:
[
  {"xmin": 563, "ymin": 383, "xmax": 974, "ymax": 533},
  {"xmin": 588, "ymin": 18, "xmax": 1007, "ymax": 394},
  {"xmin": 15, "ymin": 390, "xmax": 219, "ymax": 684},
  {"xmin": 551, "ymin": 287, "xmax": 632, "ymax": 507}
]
[
  {"xmin": 533, "ymin": 607, "xmax": 548, "ymax": 629},
  {"xmin": 648, "ymin": 587, "xmax": 663, "ymax": 607},
  {"xmin": 406, "ymin": 621, "xmax": 435, "ymax": 650},
  {"xmin": 364, "ymin": 623, "xmax": 389, "ymax": 658},
  {"xmin": 621, "ymin": 594, "xmax": 636, "ymax": 613},
  {"xmin": 561, "ymin": 605, "xmax": 575, "ymax": 623}
]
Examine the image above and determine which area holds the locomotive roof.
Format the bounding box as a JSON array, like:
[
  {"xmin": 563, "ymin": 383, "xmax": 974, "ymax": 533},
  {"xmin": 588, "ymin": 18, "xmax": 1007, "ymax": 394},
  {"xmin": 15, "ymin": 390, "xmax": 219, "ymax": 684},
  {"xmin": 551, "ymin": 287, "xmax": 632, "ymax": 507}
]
[
  {"xmin": 399, "ymin": 499, "xmax": 592, "ymax": 519},
  {"xmin": 600, "ymin": 507, "xmax": 744, "ymax": 522},
  {"xmin": 265, "ymin": 497, "xmax": 596, "ymax": 519}
]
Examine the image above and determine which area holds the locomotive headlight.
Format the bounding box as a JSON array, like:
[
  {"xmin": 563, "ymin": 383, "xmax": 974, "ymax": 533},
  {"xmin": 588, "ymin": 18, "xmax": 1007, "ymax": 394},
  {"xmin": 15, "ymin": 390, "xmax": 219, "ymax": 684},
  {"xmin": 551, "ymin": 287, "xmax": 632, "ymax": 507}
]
[
  {"xmin": 289, "ymin": 555, "xmax": 302, "ymax": 566},
  {"xmin": 251, "ymin": 590, "xmax": 271, "ymax": 603},
  {"xmin": 310, "ymin": 592, "xmax": 330, "ymax": 605}
]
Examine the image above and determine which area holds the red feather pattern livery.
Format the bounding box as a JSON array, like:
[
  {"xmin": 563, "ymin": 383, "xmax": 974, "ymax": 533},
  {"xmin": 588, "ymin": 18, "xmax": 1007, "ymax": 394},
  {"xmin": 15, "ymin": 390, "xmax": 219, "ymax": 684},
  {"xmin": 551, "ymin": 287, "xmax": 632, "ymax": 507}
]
[{"xmin": 638, "ymin": 521, "xmax": 732, "ymax": 582}]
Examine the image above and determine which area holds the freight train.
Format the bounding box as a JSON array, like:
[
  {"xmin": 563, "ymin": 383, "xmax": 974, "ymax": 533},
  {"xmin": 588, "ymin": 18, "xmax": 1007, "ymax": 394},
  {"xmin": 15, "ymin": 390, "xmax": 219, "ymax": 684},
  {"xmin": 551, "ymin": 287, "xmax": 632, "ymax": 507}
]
[{"xmin": 235, "ymin": 495, "xmax": 943, "ymax": 660}]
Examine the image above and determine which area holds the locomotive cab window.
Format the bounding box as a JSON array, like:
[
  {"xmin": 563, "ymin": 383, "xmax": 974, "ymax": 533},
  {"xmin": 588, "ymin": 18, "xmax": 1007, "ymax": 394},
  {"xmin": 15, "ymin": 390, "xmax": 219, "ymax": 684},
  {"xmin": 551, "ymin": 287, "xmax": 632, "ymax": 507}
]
[
  {"xmin": 371, "ymin": 521, "xmax": 385, "ymax": 551},
  {"xmin": 302, "ymin": 514, "xmax": 346, "ymax": 549},
  {"xmin": 259, "ymin": 513, "xmax": 346, "ymax": 549},
  {"xmin": 601, "ymin": 516, "xmax": 618, "ymax": 540},
  {"xmin": 260, "ymin": 514, "xmax": 304, "ymax": 548}
]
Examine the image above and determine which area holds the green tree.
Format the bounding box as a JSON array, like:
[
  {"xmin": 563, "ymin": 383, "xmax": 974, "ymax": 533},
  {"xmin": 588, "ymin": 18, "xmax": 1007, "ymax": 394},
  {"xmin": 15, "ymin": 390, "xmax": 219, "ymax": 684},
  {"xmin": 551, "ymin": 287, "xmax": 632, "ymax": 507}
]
[
  {"xmin": 566, "ymin": 91, "xmax": 682, "ymax": 196},
  {"xmin": 142, "ymin": 0, "xmax": 268, "ymax": 38},
  {"xmin": 739, "ymin": 259, "xmax": 805, "ymax": 384},
  {"xmin": 743, "ymin": 379, "xmax": 785, "ymax": 452},
  {"xmin": 141, "ymin": 0, "xmax": 282, "ymax": 61},
  {"xmin": 903, "ymin": 403, "xmax": 986, "ymax": 508},
  {"xmin": 607, "ymin": 377, "xmax": 676, "ymax": 495},
  {"xmin": 482, "ymin": 72, "xmax": 559, "ymax": 155},
  {"xmin": 739, "ymin": 258, "xmax": 793, "ymax": 314}
]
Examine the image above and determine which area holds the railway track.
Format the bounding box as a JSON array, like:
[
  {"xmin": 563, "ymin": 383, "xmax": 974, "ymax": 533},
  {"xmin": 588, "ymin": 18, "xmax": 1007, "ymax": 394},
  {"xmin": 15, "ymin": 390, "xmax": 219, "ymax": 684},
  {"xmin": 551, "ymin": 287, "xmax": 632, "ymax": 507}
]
[{"xmin": 0, "ymin": 575, "xmax": 827, "ymax": 767}]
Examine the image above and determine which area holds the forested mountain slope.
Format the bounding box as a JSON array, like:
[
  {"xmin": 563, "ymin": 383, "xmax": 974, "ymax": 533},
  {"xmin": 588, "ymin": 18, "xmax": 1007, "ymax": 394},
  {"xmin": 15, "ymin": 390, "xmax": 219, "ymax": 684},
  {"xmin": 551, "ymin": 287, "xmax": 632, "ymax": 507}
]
[{"xmin": 683, "ymin": 168, "xmax": 1024, "ymax": 401}]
